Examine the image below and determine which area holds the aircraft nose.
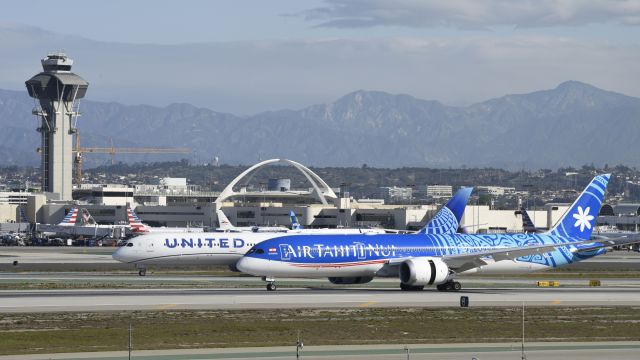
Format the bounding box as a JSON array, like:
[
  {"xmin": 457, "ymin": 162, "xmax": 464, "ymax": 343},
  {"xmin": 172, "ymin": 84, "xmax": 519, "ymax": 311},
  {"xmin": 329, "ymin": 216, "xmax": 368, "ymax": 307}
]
[
  {"xmin": 112, "ymin": 247, "xmax": 127, "ymax": 263},
  {"xmin": 236, "ymin": 256, "xmax": 270, "ymax": 276}
]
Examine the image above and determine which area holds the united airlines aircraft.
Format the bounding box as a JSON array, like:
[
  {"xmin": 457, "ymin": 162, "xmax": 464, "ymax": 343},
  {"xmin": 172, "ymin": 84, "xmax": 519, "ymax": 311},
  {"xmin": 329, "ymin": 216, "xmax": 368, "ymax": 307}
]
[
  {"xmin": 112, "ymin": 188, "xmax": 472, "ymax": 276},
  {"xmin": 237, "ymin": 174, "xmax": 639, "ymax": 291}
]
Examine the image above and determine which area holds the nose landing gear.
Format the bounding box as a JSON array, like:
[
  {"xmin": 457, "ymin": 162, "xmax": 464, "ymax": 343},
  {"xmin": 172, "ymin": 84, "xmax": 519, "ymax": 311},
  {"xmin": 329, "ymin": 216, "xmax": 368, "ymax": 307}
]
[
  {"xmin": 136, "ymin": 265, "xmax": 147, "ymax": 276},
  {"xmin": 263, "ymin": 276, "xmax": 277, "ymax": 291}
]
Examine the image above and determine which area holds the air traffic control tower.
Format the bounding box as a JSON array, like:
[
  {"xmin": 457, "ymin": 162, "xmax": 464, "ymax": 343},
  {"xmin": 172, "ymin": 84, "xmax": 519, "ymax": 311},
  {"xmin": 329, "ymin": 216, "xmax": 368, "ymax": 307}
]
[{"xmin": 25, "ymin": 53, "xmax": 88, "ymax": 201}]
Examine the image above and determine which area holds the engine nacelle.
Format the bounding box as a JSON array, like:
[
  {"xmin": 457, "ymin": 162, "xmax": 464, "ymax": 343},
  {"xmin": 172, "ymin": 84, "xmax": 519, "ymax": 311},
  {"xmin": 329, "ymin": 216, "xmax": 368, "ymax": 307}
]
[
  {"xmin": 399, "ymin": 257, "xmax": 449, "ymax": 286},
  {"xmin": 328, "ymin": 276, "xmax": 374, "ymax": 285}
]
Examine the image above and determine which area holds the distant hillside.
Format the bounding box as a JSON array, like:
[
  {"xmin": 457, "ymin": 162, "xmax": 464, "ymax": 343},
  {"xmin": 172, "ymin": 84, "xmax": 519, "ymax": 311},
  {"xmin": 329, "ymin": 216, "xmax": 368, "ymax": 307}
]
[{"xmin": 1, "ymin": 81, "xmax": 639, "ymax": 168}]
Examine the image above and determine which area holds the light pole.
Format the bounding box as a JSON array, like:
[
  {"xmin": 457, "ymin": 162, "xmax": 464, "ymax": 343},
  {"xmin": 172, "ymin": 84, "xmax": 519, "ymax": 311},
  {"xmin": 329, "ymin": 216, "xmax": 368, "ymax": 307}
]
[
  {"xmin": 521, "ymin": 302, "xmax": 526, "ymax": 360},
  {"xmin": 296, "ymin": 330, "xmax": 304, "ymax": 359},
  {"xmin": 128, "ymin": 322, "xmax": 133, "ymax": 360}
]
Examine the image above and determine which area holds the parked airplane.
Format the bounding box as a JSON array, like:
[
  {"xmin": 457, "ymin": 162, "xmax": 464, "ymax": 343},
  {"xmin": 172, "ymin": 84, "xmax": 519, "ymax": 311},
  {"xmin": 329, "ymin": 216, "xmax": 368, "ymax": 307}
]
[
  {"xmin": 112, "ymin": 188, "xmax": 472, "ymax": 276},
  {"xmin": 517, "ymin": 208, "xmax": 546, "ymax": 233},
  {"xmin": 216, "ymin": 209, "xmax": 288, "ymax": 233},
  {"xmin": 37, "ymin": 207, "xmax": 128, "ymax": 238},
  {"xmin": 236, "ymin": 174, "xmax": 640, "ymax": 291},
  {"xmin": 286, "ymin": 210, "xmax": 387, "ymax": 235}
]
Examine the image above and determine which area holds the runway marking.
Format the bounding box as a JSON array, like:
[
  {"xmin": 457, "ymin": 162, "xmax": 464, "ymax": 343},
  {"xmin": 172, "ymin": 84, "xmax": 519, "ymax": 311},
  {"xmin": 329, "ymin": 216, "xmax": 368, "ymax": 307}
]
[
  {"xmin": 359, "ymin": 301, "xmax": 378, "ymax": 308},
  {"xmin": 551, "ymin": 300, "xmax": 562, "ymax": 305},
  {"xmin": 156, "ymin": 303, "xmax": 178, "ymax": 310}
]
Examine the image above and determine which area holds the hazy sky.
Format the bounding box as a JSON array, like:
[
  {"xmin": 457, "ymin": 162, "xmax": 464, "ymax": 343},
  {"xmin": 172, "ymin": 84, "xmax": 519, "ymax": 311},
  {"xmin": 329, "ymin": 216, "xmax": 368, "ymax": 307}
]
[{"xmin": 2, "ymin": 0, "xmax": 640, "ymax": 113}]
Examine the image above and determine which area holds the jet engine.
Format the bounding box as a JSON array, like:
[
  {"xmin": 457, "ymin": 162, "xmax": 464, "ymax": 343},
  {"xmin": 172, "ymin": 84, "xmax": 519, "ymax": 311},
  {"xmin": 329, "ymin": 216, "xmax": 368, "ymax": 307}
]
[
  {"xmin": 399, "ymin": 257, "xmax": 449, "ymax": 286},
  {"xmin": 328, "ymin": 276, "xmax": 374, "ymax": 285}
]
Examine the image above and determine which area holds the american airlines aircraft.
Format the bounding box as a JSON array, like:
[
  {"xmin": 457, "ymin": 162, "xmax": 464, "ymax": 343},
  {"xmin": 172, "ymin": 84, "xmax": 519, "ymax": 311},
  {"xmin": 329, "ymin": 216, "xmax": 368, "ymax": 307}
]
[
  {"xmin": 37, "ymin": 207, "xmax": 128, "ymax": 238},
  {"xmin": 236, "ymin": 174, "xmax": 640, "ymax": 291},
  {"xmin": 112, "ymin": 188, "xmax": 473, "ymax": 276}
]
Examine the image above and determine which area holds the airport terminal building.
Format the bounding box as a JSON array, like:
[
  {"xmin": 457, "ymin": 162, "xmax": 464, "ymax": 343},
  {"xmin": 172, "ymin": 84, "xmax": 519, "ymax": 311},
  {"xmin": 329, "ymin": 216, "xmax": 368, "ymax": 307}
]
[{"xmin": 1, "ymin": 159, "xmax": 637, "ymax": 237}]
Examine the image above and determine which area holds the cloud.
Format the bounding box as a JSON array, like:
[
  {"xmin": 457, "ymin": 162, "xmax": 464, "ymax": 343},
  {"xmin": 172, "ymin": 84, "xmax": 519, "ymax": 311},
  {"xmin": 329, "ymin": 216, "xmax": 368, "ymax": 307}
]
[
  {"xmin": 299, "ymin": 0, "xmax": 640, "ymax": 29},
  {"xmin": 2, "ymin": 24, "xmax": 639, "ymax": 113}
]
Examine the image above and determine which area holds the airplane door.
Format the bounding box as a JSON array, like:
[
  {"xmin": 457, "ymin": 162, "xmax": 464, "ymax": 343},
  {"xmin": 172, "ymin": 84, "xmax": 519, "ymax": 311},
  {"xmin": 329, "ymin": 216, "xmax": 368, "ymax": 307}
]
[{"xmin": 145, "ymin": 240, "xmax": 154, "ymax": 254}]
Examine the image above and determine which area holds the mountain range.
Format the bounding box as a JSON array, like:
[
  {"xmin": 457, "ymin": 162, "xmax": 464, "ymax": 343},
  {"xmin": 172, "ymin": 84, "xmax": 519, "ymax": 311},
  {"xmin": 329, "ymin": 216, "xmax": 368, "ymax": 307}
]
[{"xmin": 0, "ymin": 80, "xmax": 638, "ymax": 169}]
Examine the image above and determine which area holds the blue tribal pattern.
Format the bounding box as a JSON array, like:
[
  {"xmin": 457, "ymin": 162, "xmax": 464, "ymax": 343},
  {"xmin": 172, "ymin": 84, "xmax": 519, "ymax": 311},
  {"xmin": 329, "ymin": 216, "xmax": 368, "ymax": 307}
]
[
  {"xmin": 421, "ymin": 207, "xmax": 458, "ymax": 234},
  {"xmin": 419, "ymin": 187, "xmax": 472, "ymax": 235}
]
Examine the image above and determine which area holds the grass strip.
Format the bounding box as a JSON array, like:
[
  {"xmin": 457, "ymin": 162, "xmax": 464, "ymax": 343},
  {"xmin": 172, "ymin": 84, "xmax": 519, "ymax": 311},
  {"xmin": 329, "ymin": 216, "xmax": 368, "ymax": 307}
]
[{"xmin": 2, "ymin": 307, "xmax": 640, "ymax": 355}]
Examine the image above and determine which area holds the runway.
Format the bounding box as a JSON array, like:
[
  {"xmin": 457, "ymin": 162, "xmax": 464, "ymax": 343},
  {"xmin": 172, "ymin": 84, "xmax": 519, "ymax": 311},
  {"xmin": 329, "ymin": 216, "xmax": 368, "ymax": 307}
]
[
  {"xmin": 1, "ymin": 285, "xmax": 640, "ymax": 312},
  {"xmin": 3, "ymin": 342, "xmax": 640, "ymax": 360}
]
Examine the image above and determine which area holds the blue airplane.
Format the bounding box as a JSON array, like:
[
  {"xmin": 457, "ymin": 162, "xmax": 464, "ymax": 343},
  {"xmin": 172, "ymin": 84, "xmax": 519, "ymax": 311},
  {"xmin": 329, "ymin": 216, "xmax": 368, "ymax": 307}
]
[{"xmin": 237, "ymin": 174, "xmax": 639, "ymax": 291}]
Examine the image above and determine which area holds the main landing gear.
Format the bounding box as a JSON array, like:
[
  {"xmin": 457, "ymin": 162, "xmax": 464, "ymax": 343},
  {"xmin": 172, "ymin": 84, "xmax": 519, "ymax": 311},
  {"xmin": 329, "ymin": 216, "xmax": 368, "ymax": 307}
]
[
  {"xmin": 436, "ymin": 281, "xmax": 462, "ymax": 292},
  {"xmin": 136, "ymin": 265, "xmax": 147, "ymax": 276},
  {"xmin": 263, "ymin": 276, "xmax": 277, "ymax": 291}
]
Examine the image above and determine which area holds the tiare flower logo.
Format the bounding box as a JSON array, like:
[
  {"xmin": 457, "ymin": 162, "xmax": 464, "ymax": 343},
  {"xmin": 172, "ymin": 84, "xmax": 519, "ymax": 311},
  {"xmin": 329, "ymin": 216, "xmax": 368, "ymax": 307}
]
[{"xmin": 572, "ymin": 206, "xmax": 594, "ymax": 232}]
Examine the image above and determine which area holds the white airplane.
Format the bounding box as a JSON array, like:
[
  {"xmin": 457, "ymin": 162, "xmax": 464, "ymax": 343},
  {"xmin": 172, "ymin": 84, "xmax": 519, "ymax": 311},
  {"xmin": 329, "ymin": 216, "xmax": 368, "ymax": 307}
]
[
  {"xmin": 37, "ymin": 207, "xmax": 127, "ymax": 238},
  {"xmin": 286, "ymin": 210, "xmax": 386, "ymax": 235},
  {"xmin": 112, "ymin": 189, "xmax": 472, "ymax": 276}
]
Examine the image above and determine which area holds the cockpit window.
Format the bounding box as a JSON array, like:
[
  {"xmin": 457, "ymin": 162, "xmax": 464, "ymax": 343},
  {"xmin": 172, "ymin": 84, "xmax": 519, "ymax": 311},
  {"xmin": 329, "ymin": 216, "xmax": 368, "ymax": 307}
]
[
  {"xmin": 256, "ymin": 248, "xmax": 265, "ymax": 254},
  {"xmin": 126, "ymin": 242, "xmax": 134, "ymax": 247},
  {"xmin": 247, "ymin": 248, "xmax": 256, "ymax": 254}
]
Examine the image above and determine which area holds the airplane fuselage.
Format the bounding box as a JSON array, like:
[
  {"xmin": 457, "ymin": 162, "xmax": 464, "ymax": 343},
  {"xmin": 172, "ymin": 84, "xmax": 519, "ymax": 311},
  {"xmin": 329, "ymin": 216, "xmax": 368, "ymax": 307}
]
[
  {"xmin": 236, "ymin": 232, "xmax": 604, "ymax": 278},
  {"xmin": 112, "ymin": 232, "xmax": 294, "ymax": 266}
]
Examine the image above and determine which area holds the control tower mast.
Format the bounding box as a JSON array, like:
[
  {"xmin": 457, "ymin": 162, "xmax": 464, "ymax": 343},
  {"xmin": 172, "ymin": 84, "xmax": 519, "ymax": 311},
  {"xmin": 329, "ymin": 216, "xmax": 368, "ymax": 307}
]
[{"xmin": 25, "ymin": 53, "xmax": 89, "ymax": 200}]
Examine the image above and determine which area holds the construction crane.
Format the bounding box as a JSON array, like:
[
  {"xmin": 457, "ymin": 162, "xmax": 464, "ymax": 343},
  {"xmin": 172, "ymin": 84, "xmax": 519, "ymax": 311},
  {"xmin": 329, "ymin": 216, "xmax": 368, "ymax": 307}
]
[{"xmin": 73, "ymin": 131, "xmax": 191, "ymax": 186}]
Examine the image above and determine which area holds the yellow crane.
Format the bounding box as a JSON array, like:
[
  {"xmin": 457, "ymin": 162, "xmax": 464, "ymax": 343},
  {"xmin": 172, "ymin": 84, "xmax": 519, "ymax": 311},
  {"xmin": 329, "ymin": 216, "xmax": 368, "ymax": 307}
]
[{"xmin": 73, "ymin": 131, "xmax": 191, "ymax": 186}]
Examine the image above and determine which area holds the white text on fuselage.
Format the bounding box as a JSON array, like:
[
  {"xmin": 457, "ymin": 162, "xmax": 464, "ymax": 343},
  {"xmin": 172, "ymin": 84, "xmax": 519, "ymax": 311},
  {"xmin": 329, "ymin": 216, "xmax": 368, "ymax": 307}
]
[
  {"xmin": 279, "ymin": 243, "xmax": 396, "ymax": 260},
  {"xmin": 164, "ymin": 238, "xmax": 245, "ymax": 249}
]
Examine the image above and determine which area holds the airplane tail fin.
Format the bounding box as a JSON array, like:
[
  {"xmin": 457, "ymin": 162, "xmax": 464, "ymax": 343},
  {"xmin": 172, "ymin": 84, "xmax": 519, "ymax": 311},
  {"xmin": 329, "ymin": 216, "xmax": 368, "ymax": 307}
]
[
  {"xmin": 59, "ymin": 207, "xmax": 78, "ymax": 226},
  {"xmin": 548, "ymin": 174, "xmax": 610, "ymax": 240},
  {"xmin": 79, "ymin": 208, "xmax": 96, "ymax": 225},
  {"xmin": 419, "ymin": 187, "xmax": 473, "ymax": 234},
  {"xmin": 217, "ymin": 209, "xmax": 234, "ymax": 230},
  {"xmin": 520, "ymin": 208, "xmax": 537, "ymax": 233},
  {"xmin": 289, "ymin": 210, "xmax": 303, "ymax": 230},
  {"xmin": 127, "ymin": 206, "xmax": 150, "ymax": 233}
]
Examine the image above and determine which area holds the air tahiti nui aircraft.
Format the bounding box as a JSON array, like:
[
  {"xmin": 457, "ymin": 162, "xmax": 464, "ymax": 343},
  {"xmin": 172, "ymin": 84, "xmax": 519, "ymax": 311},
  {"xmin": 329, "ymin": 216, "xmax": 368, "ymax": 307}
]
[{"xmin": 237, "ymin": 174, "xmax": 640, "ymax": 291}]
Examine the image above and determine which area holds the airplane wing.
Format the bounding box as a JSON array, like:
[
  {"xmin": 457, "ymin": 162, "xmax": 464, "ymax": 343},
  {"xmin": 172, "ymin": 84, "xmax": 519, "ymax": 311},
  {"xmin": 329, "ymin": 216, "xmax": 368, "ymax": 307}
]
[
  {"xmin": 440, "ymin": 243, "xmax": 562, "ymax": 272},
  {"xmin": 387, "ymin": 235, "xmax": 640, "ymax": 273},
  {"xmin": 574, "ymin": 234, "xmax": 640, "ymax": 253}
]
